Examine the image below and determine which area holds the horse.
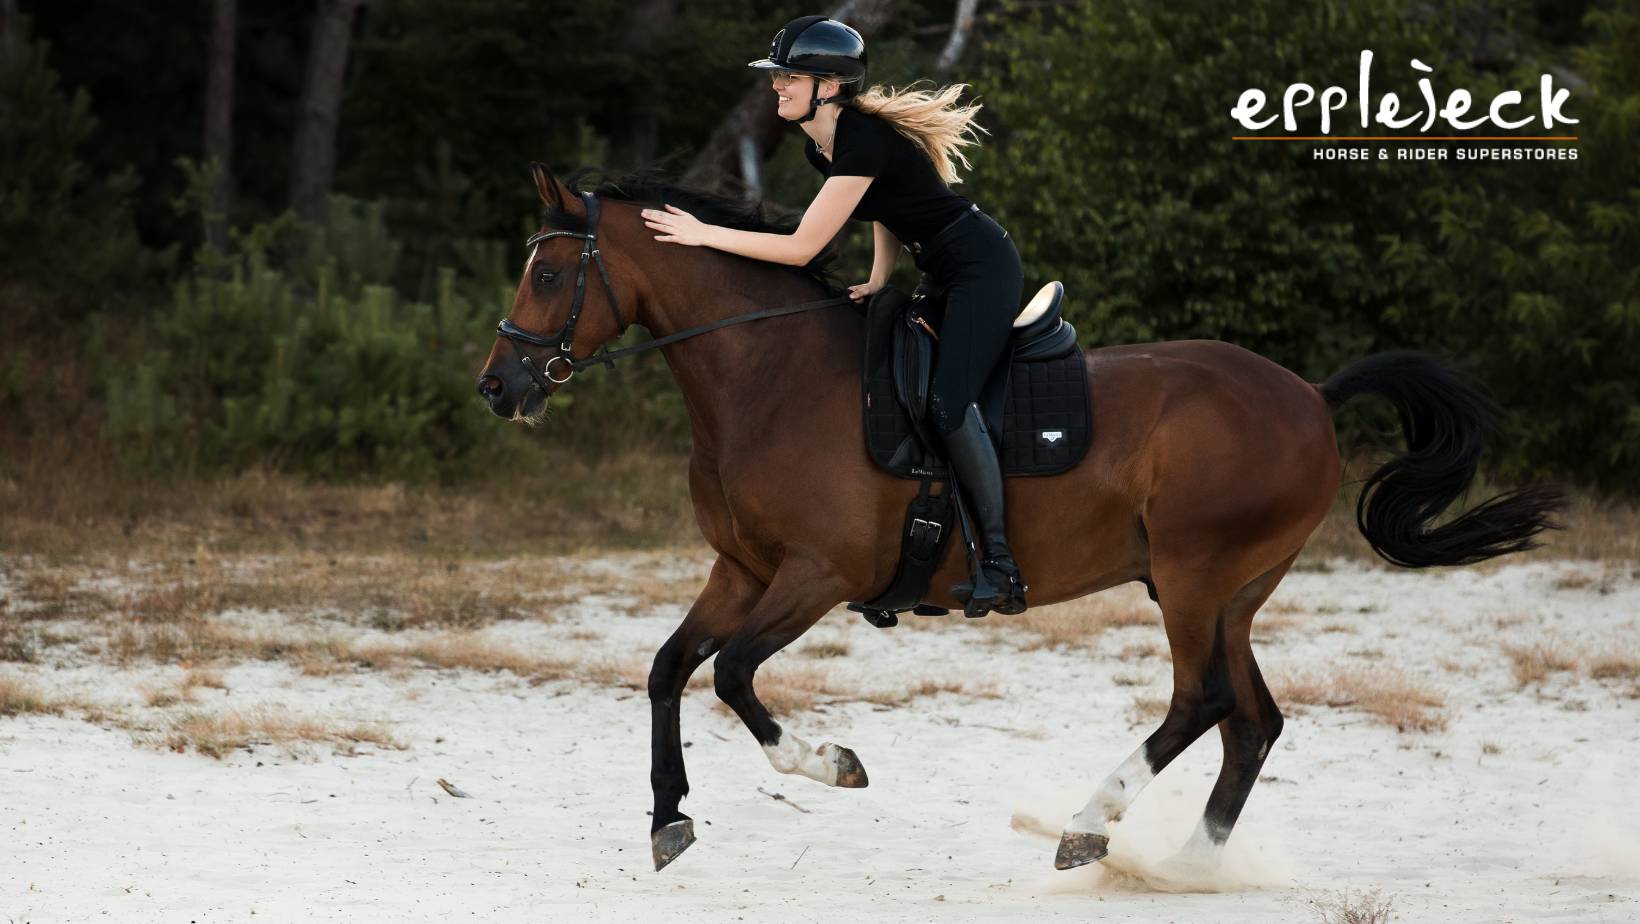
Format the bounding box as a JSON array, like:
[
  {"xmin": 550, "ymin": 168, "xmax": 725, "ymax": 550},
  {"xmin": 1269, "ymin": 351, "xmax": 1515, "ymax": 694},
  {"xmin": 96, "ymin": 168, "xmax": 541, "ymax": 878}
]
[{"xmin": 476, "ymin": 163, "xmax": 1566, "ymax": 873}]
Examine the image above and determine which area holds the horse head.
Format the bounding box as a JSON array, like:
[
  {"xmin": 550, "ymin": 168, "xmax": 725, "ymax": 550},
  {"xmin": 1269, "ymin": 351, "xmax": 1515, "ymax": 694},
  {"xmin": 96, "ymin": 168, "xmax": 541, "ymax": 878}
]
[{"xmin": 477, "ymin": 162, "xmax": 639, "ymax": 421}]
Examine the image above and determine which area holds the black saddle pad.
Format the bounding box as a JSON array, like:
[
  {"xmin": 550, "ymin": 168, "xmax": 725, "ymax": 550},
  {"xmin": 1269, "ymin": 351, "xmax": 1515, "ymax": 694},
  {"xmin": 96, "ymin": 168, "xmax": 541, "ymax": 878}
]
[{"xmin": 861, "ymin": 287, "xmax": 1093, "ymax": 479}]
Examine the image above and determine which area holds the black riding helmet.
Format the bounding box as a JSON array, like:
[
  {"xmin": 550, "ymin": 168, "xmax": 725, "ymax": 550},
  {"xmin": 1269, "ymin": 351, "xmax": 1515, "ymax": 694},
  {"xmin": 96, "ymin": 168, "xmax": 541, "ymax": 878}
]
[{"xmin": 746, "ymin": 15, "xmax": 867, "ymax": 124}]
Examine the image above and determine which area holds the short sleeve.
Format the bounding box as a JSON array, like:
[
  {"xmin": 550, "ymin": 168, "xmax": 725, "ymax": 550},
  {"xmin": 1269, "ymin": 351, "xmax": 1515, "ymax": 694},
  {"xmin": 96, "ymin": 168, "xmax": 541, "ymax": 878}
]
[{"xmin": 827, "ymin": 116, "xmax": 886, "ymax": 178}]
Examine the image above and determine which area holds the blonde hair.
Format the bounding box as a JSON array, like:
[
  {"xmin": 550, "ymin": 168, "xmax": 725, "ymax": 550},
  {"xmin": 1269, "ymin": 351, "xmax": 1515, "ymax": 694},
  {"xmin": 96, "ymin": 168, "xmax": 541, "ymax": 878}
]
[{"xmin": 844, "ymin": 80, "xmax": 989, "ymax": 185}]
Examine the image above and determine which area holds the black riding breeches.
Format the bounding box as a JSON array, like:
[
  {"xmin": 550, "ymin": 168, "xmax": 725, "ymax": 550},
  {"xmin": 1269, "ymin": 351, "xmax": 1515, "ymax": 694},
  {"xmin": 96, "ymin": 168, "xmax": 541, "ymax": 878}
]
[{"xmin": 910, "ymin": 206, "xmax": 1024, "ymax": 436}]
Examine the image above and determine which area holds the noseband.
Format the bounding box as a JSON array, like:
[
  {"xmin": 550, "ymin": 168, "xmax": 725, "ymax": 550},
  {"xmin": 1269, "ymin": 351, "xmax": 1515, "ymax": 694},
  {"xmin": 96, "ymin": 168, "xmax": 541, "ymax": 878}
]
[{"xmin": 496, "ymin": 190, "xmax": 855, "ymax": 395}]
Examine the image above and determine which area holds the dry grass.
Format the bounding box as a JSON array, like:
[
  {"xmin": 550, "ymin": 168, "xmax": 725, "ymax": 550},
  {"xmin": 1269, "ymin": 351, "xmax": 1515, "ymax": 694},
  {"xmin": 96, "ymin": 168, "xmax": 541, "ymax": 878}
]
[
  {"xmin": 0, "ymin": 620, "xmax": 43, "ymax": 663},
  {"xmin": 1271, "ymin": 667, "xmax": 1447, "ymax": 732},
  {"xmin": 798, "ymin": 640, "xmax": 851, "ymax": 659},
  {"xmin": 705, "ymin": 663, "xmax": 1000, "ymax": 717},
  {"xmin": 1118, "ymin": 641, "xmax": 1167, "ymax": 661},
  {"xmin": 350, "ymin": 635, "xmax": 571, "ymax": 679},
  {"xmin": 1437, "ymin": 657, "xmax": 1472, "ymax": 676},
  {"xmin": 7, "ymin": 570, "xmax": 118, "ymax": 621},
  {"xmin": 1344, "ymin": 668, "xmax": 1447, "ymax": 732},
  {"xmin": 724, "ymin": 663, "xmax": 842, "ymax": 716},
  {"xmin": 1501, "ymin": 642, "xmax": 1582, "ymax": 687},
  {"xmin": 863, "ymin": 678, "xmax": 1002, "ymax": 706},
  {"xmin": 140, "ymin": 669, "xmax": 230, "ymax": 708},
  {"xmin": 1251, "ymin": 611, "xmax": 1304, "ymax": 641},
  {"xmin": 0, "ymin": 674, "xmax": 61, "ymax": 717},
  {"xmin": 1551, "ymin": 568, "xmax": 1603, "ymax": 592},
  {"xmin": 1588, "ymin": 651, "xmax": 1640, "ymax": 681},
  {"xmin": 1269, "ymin": 671, "xmax": 1335, "ymax": 707},
  {"xmin": 984, "ymin": 595, "xmax": 1155, "ymax": 652},
  {"xmin": 155, "ymin": 707, "xmax": 403, "ymax": 759},
  {"xmin": 573, "ymin": 657, "xmax": 709, "ymax": 693},
  {"xmin": 1, "ymin": 446, "xmax": 699, "ymax": 559},
  {"xmin": 1130, "ymin": 694, "xmax": 1170, "ymax": 723},
  {"xmin": 1309, "ymin": 888, "xmax": 1396, "ymax": 924},
  {"xmin": 109, "ymin": 621, "xmax": 355, "ymax": 668}
]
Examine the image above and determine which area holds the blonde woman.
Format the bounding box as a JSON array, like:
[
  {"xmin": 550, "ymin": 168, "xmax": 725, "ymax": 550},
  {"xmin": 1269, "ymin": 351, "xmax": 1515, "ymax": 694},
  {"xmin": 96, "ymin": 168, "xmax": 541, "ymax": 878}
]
[{"xmin": 641, "ymin": 15, "xmax": 1026, "ymax": 617}]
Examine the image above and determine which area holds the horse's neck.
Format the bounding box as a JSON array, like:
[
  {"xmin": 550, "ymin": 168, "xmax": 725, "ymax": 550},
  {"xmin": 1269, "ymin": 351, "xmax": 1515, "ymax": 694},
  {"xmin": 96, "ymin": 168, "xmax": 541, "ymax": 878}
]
[{"xmin": 639, "ymin": 258, "xmax": 857, "ymax": 456}]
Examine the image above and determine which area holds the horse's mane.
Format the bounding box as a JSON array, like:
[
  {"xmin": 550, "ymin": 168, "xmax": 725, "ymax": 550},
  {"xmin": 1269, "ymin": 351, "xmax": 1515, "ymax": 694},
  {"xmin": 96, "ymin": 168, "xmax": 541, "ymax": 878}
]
[{"xmin": 545, "ymin": 167, "xmax": 846, "ymax": 298}]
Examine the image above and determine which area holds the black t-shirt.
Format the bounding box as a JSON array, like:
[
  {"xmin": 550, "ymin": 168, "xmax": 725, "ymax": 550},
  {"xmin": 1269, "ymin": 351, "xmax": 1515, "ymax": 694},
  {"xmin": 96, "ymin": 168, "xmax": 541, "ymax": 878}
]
[{"xmin": 803, "ymin": 105, "xmax": 974, "ymax": 245}]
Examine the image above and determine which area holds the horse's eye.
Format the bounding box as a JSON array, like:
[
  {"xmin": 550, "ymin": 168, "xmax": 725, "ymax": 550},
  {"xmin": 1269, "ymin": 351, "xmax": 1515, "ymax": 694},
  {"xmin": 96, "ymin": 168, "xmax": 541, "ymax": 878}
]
[{"xmin": 534, "ymin": 268, "xmax": 557, "ymax": 287}]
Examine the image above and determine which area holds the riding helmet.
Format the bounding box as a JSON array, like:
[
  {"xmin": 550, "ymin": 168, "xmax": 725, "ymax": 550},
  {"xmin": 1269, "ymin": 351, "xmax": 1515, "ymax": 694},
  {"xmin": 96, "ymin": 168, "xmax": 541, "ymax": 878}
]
[{"xmin": 747, "ymin": 15, "xmax": 867, "ymax": 123}]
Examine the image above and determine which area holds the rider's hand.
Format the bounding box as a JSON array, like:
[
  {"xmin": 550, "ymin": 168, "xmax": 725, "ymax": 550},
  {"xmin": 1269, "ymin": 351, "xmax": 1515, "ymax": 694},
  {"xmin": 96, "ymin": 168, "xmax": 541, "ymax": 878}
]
[
  {"xmin": 848, "ymin": 280, "xmax": 885, "ymax": 303},
  {"xmin": 642, "ymin": 204, "xmax": 709, "ymax": 246}
]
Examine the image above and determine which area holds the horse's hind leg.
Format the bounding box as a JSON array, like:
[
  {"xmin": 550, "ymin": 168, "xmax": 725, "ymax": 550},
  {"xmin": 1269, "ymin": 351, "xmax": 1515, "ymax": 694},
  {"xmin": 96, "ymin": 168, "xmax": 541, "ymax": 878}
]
[
  {"xmin": 1169, "ymin": 551, "xmax": 1296, "ymax": 868},
  {"xmin": 712, "ymin": 556, "xmax": 866, "ymax": 789},
  {"xmin": 649, "ymin": 555, "xmax": 765, "ymax": 871},
  {"xmin": 1055, "ymin": 577, "xmax": 1238, "ymax": 869}
]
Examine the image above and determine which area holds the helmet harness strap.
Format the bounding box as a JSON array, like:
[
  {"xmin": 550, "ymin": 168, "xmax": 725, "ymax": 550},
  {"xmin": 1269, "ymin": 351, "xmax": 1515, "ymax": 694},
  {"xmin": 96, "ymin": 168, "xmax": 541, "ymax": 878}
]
[{"xmin": 796, "ymin": 78, "xmax": 843, "ymax": 125}]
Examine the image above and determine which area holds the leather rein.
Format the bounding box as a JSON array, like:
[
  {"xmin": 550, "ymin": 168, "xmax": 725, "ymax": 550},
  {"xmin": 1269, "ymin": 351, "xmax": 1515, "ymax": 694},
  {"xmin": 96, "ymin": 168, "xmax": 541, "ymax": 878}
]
[{"xmin": 495, "ymin": 190, "xmax": 854, "ymax": 395}]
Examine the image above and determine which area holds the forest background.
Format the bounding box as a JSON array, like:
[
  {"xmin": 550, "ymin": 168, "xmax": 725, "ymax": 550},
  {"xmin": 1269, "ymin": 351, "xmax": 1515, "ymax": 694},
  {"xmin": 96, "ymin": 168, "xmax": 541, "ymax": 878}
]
[{"xmin": 2, "ymin": 0, "xmax": 1635, "ymax": 555}]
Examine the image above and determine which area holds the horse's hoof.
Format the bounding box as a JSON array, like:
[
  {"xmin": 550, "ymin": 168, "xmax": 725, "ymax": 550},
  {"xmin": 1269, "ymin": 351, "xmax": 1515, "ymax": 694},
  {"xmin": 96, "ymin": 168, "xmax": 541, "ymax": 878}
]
[
  {"xmin": 1054, "ymin": 830, "xmax": 1110, "ymax": 870},
  {"xmin": 823, "ymin": 744, "xmax": 869, "ymax": 788},
  {"xmin": 651, "ymin": 819, "xmax": 696, "ymax": 871}
]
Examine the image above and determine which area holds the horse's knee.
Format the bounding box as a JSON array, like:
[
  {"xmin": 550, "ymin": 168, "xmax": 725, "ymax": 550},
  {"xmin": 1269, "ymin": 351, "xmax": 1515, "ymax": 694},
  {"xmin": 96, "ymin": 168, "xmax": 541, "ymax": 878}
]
[
  {"xmin": 1264, "ymin": 707, "xmax": 1284, "ymax": 746},
  {"xmin": 648, "ymin": 638, "xmax": 687, "ymax": 704},
  {"xmin": 713, "ymin": 651, "xmax": 752, "ymax": 704}
]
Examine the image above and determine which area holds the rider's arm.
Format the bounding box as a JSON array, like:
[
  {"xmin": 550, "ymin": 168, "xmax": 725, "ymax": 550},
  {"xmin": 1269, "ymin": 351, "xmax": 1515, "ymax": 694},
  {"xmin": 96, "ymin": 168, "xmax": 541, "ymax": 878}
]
[
  {"xmin": 703, "ymin": 175, "xmax": 873, "ymax": 266},
  {"xmin": 868, "ymin": 221, "xmax": 900, "ymax": 286}
]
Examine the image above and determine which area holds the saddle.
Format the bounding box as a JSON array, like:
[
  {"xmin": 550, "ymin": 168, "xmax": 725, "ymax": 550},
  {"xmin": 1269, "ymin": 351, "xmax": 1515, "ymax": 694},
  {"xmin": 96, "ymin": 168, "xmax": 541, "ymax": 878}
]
[{"xmin": 846, "ymin": 280, "xmax": 1094, "ymax": 627}]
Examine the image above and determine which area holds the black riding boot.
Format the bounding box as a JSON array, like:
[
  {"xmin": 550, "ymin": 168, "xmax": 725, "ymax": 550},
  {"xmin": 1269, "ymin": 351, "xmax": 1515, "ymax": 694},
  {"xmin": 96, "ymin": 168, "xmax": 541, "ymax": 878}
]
[{"xmin": 942, "ymin": 402, "xmax": 1028, "ymax": 617}]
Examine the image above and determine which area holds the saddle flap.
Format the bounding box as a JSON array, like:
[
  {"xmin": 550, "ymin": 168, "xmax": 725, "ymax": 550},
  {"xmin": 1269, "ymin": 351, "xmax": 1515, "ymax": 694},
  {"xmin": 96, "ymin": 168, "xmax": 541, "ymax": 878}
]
[{"xmin": 893, "ymin": 302, "xmax": 937, "ymax": 422}]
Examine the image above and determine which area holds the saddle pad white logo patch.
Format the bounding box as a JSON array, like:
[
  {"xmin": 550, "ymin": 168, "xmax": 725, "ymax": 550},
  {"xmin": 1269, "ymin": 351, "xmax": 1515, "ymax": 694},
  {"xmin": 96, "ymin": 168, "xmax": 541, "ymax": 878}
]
[{"xmin": 1040, "ymin": 430, "xmax": 1065, "ymax": 444}]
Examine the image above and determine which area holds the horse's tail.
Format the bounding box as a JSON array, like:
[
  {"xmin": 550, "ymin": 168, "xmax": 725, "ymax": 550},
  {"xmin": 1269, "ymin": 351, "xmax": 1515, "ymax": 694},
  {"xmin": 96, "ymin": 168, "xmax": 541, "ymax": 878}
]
[{"xmin": 1318, "ymin": 350, "xmax": 1566, "ymax": 568}]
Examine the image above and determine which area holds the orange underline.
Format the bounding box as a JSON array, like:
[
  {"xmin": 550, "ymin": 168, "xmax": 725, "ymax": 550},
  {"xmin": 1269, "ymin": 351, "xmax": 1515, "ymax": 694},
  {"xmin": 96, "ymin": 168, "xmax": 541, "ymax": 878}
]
[{"xmin": 1233, "ymin": 136, "xmax": 1579, "ymax": 141}]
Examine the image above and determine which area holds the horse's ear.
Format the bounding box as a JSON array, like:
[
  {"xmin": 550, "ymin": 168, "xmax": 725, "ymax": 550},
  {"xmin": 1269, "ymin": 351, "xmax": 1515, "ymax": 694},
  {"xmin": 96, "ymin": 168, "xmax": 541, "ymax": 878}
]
[{"xmin": 531, "ymin": 161, "xmax": 570, "ymax": 210}]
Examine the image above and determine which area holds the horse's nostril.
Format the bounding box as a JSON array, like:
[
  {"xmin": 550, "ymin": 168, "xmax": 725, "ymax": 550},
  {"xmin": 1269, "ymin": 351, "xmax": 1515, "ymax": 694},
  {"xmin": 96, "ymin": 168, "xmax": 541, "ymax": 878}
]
[{"xmin": 477, "ymin": 375, "xmax": 504, "ymax": 400}]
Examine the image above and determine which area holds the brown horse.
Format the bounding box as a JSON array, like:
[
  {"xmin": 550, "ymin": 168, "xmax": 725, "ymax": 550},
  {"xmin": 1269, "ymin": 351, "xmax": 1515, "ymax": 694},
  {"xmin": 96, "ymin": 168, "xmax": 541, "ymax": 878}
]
[{"xmin": 477, "ymin": 164, "xmax": 1565, "ymax": 873}]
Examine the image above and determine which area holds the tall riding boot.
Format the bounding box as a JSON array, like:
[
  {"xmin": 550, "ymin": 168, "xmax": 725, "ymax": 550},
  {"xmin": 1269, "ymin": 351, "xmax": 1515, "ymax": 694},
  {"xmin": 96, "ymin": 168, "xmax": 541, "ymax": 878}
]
[{"xmin": 942, "ymin": 402, "xmax": 1028, "ymax": 617}]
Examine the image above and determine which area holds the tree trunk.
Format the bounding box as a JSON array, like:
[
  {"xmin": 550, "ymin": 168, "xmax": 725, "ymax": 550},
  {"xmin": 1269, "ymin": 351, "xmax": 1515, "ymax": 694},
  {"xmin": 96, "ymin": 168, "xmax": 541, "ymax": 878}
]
[
  {"xmin": 682, "ymin": 0, "xmax": 899, "ymax": 197},
  {"xmin": 289, "ymin": 0, "xmax": 366, "ymax": 223},
  {"xmin": 203, "ymin": 0, "xmax": 237, "ymax": 251},
  {"xmin": 615, "ymin": 0, "xmax": 675, "ymax": 170},
  {"xmin": 935, "ymin": 0, "xmax": 980, "ymax": 74},
  {"xmin": 0, "ymin": 0, "xmax": 20, "ymax": 67}
]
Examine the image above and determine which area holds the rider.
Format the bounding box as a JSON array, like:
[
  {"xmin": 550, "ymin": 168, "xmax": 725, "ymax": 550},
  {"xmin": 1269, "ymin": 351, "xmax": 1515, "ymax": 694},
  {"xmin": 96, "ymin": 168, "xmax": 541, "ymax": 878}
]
[{"xmin": 641, "ymin": 15, "xmax": 1027, "ymax": 617}]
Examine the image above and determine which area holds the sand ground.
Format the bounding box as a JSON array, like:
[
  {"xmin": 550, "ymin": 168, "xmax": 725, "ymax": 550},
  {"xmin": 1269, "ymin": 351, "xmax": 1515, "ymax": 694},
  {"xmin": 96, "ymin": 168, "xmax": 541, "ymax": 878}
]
[{"xmin": 3, "ymin": 556, "xmax": 1638, "ymax": 922}]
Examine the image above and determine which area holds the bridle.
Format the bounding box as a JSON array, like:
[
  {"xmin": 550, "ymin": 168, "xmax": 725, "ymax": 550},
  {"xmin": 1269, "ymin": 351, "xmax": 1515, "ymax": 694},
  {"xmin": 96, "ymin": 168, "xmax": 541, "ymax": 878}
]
[
  {"xmin": 495, "ymin": 190, "xmax": 855, "ymax": 395},
  {"xmin": 496, "ymin": 191, "xmax": 627, "ymax": 392}
]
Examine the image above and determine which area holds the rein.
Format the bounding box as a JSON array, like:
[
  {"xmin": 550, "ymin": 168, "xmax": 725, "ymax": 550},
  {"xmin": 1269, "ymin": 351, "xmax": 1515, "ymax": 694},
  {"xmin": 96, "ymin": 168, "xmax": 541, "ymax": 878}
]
[{"xmin": 496, "ymin": 190, "xmax": 854, "ymax": 394}]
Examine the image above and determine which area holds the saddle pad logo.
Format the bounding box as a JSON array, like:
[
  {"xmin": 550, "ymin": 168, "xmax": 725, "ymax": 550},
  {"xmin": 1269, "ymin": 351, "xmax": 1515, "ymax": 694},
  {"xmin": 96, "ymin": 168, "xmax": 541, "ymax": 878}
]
[{"xmin": 1039, "ymin": 430, "xmax": 1065, "ymax": 444}]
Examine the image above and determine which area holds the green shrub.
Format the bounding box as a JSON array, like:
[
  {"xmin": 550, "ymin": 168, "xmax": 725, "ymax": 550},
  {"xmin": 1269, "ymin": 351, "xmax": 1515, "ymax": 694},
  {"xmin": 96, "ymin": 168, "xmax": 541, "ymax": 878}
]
[{"xmin": 104, "ymin": 195, "xmax": 496, "ymax": 480}]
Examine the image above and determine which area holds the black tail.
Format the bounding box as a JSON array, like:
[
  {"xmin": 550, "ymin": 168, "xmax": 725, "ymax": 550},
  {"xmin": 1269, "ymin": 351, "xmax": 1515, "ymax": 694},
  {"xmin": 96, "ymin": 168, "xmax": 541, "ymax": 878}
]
[{"xmin": 1320, "ymin": 350, "xmax": 1566, "ymax": 568}]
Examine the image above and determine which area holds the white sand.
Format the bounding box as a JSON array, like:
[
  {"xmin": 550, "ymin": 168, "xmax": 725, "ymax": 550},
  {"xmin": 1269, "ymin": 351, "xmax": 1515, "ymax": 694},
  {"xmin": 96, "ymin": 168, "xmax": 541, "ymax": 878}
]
[{"xmin": 3, "ymin": 557, "xmax": 1638, "ymax": 922}]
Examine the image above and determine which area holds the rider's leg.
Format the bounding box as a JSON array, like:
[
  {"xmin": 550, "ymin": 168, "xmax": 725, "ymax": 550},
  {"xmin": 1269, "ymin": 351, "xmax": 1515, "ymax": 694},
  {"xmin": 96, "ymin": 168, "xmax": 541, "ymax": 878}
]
[{"xmin": 926, "ymin": 218, "xmax": 1026, "ymax": 615}]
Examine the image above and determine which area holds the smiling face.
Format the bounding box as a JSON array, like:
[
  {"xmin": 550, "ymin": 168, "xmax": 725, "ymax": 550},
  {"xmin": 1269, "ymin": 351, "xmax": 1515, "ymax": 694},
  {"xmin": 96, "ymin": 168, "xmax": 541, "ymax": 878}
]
[{"xmin": 770, "ymin": 70, "xmax": 841, "ymax": 121}]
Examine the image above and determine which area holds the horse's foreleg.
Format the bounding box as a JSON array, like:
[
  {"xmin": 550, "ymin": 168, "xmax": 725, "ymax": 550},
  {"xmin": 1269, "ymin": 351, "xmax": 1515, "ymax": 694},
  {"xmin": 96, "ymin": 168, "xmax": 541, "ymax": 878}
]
[
  {"xmin": 649, "ymin": 555, "xmax": 765, "ymax": 871},
  {"xmin": 712, "ymin": 557, "xmax": 865, "ymax": 788}
]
